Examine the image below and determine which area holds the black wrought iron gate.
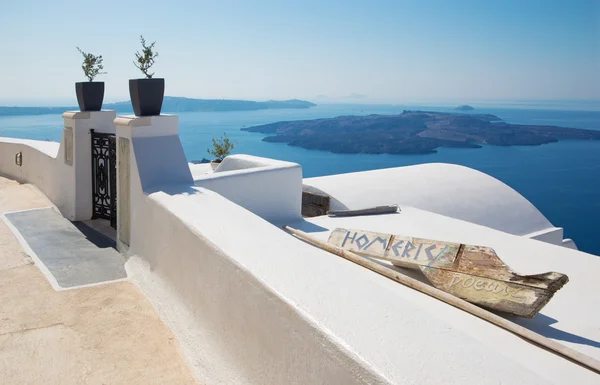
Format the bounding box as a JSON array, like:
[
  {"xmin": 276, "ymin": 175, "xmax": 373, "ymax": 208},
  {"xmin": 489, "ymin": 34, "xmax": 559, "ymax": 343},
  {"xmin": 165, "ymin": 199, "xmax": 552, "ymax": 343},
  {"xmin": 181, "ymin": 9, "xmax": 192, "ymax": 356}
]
[{"xmin": 91, "ymin": 130, "xmax": 117, "ymax": 229}]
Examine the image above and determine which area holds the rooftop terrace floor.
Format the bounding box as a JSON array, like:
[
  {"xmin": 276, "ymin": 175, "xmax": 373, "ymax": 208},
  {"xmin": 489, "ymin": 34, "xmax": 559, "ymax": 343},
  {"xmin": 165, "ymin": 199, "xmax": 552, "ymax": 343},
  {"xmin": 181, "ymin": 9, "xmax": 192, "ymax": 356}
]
[{"xmin": 0, "ymin": 176, "xmax": 198, "ymax": 384}]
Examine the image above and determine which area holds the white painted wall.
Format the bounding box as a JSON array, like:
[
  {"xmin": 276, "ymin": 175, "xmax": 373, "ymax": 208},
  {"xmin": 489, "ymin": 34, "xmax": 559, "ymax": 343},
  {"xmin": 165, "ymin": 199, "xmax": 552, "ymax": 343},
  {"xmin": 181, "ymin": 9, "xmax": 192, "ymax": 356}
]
[
  {"xmin": 193, "ymin": 155, "xmax": 302, "ymax": 223},
  {"xmin": 116, "ymin": 115, "xmax": 597, "ymax": 385},
  {"xmin": 3, "ymin": 112, "xmax": 597, "ymax": 384},
  {"xmin": 303, "ymin": 164, "xmax": 573, "ymax": 247},
  {"xmin": 0, "ymin": 110, "xmax": 116, "ymax": 220},
  {"xmin": 125, "ymin": 186, "xmax": 568, "ymax": 385},
  {"xmin": 0, "ymin": 138, "xmax": 60, "ymax": 203},
  {"xmin": 116, "ymin": 116, "xmax": 390, "ymax": 384},
  {"xmin": 63, "ymin": 111, "xmax": 116, "ymax": 220},
  {"xmin": 113, "ymin": 114, "xmax": 193, "ymax": 253},
  {"xmin": 125, "ymin": 174, "xmax": 600, "ymax": 385}
]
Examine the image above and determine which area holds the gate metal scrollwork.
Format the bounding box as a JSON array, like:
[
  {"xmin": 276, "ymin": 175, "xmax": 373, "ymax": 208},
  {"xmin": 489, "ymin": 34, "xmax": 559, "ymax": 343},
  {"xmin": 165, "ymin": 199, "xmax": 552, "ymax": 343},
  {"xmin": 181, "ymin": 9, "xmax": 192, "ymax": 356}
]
[{"xmin": 91, "ymin": 130, "xmax": 117, "ymax": 229}]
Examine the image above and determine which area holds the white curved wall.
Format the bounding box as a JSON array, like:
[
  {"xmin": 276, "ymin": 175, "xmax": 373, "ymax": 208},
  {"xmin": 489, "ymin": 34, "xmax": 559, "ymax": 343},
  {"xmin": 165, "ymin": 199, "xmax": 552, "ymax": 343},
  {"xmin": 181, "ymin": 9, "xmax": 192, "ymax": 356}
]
[
  {"xmin": 0, "ymin": 138, "xmax": 60, "ymax": 203},
  {"xmin": 193, "ymin": 155, "xmax": 302, "ymax": 223},
  {"xmin": 303, "ymin": 163, "xmax": 569, "ymax": 245}
]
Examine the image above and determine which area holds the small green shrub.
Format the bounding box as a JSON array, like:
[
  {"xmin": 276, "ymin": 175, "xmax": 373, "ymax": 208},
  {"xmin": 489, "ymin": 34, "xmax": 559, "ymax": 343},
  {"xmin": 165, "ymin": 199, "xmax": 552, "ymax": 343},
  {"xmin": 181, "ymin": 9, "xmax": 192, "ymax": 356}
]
[
  {"xmin": 207, "ymin": 133, "xmax": 235, "ymax": 161},
  {"xmin": 76, "ymin": 47, "xmax": 106, "ymax": 82},
  {"xmin": 134, "ymin": 35, "xmax": 159, "ymax": 79}
]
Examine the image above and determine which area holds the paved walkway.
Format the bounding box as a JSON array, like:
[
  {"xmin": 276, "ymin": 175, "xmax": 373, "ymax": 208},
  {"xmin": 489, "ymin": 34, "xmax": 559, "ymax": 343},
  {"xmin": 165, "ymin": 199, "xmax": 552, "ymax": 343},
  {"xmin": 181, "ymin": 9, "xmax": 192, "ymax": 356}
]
[
  {"xmin": 5, "ymin": 207, "xmax": 126, "ymax": 288},
  {"xmin": 0, "ymin": 177, "xmax": 198, "ymax": 384}
]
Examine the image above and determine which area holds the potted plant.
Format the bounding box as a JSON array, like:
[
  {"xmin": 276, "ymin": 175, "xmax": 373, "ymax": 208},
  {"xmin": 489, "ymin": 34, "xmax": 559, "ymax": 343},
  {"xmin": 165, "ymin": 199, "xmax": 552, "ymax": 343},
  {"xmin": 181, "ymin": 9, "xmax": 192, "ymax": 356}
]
[
  {"xmin": 129, "ymin": 35, "xmax": 163, "ymax": 116},
  {"xmin": 75, "ymin": 47, "xmax": 106, "ymax": 111},
  {"xmin": 207, "ymin": 133, "xmax": 235, "ymax": 170}
]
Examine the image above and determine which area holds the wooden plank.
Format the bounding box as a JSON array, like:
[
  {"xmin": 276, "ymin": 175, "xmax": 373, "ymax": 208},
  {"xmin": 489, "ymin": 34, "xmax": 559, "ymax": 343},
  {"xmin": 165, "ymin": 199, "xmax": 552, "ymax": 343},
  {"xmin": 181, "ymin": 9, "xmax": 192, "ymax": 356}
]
[
  {"xmin": 328, "ymin": 228, "xmax": 460, "ymax": 268},
  {"xmin": 285, "ymin": 226, "xmax": 600, "ymax": 374},
  {"xmin": 328, "ymin": 228, "xmax": 568, "ymax": 318},
  {"xmin": 327, "ymin": 205, "xmax": 399, "ymax": 217}
]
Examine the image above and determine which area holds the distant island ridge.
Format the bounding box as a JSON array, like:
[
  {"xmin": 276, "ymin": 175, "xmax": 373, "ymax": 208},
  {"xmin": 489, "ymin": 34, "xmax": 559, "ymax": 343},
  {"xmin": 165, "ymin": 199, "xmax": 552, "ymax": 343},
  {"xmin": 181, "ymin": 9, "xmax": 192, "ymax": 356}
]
[
  {"xmin": 242, "ymin": 110, "xmax": 600, "ymax": 155},
  {"xmin": 455, "ymin": 105, "xmax": 474, "ymax": 111},
  {"xmin": 0, "ymin": 97, "xmax": 316, "ymax": 116}
]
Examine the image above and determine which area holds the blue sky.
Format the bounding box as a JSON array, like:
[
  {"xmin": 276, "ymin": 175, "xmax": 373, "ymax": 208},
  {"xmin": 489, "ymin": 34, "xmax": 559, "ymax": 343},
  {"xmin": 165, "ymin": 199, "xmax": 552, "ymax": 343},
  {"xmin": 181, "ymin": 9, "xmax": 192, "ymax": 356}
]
[{"xmin": 0, "ymin": 0, "xmax": 598, "ymax": 105}]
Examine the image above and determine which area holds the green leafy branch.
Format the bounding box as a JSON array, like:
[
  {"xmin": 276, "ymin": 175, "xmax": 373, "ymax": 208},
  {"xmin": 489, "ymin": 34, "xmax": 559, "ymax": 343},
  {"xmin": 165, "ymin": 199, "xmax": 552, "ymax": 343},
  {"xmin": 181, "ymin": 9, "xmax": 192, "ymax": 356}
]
[
  {"xmin": 134, "ymin": 35, "xmax": 159, "ymax": 79},
  {"xmin": 76, "ymin": 47, "xmax": 106, "ymax": 82},
  {"xmin": 207, "ymin": 133, "xmax": 235, "ymax": 161}
]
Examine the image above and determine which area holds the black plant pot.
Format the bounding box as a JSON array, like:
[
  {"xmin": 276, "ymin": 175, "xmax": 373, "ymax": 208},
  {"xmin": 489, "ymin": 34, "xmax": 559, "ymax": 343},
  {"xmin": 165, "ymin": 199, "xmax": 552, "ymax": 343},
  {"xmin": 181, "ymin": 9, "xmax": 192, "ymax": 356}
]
[
  {"xmin": 129, "ymin": 78, "xmax": 165, "ymax": 116},
  {"xmin": 75, "ymin": 81, "xmax": 104, "ymax": 112}
]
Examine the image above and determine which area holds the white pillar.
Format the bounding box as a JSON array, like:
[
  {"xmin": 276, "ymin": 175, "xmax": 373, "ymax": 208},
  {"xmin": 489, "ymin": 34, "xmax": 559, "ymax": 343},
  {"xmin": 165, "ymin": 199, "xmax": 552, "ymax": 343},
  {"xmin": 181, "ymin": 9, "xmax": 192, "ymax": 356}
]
[
  {"xmin": 60, "ymin": 110, "xmax": 116, "ymax": 221},
  {"xmin": 113, "ymin": 114, "xmax": 192, "ymax": 251}
]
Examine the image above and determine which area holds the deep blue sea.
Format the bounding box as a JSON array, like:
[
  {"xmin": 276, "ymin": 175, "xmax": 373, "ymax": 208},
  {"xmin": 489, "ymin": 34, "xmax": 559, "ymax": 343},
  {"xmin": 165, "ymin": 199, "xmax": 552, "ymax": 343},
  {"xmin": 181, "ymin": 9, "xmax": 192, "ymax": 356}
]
[{"xmin": 1, "ymin": 104, "xmax": 599, "ymax": 256}]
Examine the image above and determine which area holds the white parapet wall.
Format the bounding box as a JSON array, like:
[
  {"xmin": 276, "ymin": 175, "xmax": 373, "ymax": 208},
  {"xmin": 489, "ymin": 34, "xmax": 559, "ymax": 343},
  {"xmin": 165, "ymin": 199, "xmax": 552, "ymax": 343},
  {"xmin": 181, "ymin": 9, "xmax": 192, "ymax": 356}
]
[
  {"xmin": 125, "ymin": 189, "xmax": 393, "ymax": 384},
  {"xmin": 115, "ymin": 115, "xmax": 599, "ymax": 384},
  {"xmin": 125, "ymin": 186, "xmax": 567, "ymax": 385},
  {"xmin": 3, "ymin": 112, "xmax": 598, "ymax": 384},
  {"xmin": 115, "ymin": 115, "xmax": 390, "ymax": 384},
  {"xmin": 0, "ymin": 111, "xmax": 116, "ymax": 220},
  {"xmin": 193, "ymin": 155, "xmax": 302, "ymax": 223}
]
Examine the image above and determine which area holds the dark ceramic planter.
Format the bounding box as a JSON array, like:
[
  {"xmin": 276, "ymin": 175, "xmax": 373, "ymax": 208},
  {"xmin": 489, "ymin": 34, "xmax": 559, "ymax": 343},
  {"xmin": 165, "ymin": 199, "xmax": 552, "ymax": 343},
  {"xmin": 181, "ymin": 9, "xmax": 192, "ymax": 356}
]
[
  {"xmin": 75, "ymin": 81, "xmax": 104, "ymax": 112},
  {"xmin": 210, "ymin": 159, "xmax": 222, "ymax": 171},
  {"xmin": 129, "ymin": 78, "xmax": 165, "ymax": 116}
]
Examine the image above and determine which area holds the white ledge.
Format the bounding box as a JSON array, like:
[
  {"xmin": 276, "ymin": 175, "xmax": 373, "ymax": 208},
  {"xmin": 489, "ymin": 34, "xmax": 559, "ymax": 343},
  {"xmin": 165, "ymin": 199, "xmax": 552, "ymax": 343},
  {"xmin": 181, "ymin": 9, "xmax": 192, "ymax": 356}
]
[
  {"xmin": 62, "ymin": 110, "xmax": 116, "ymax": 120},
  {"xmin": 62, "ymin": 111, "xmax": 90, "ymax": 119},
  {"xmin": 114, "ymin": 114, "xmax": 177, "ymax": 127}
]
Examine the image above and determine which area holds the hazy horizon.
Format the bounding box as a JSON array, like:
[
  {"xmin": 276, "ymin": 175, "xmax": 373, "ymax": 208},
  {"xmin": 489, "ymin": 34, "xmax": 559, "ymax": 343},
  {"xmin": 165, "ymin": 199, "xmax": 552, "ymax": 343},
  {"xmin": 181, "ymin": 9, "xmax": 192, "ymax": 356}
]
[
  {"xmin": 1, "ymin": 0, "xmax": 598, "ymax": 106},
  {"xmin": 2, "ymin": 96, "xmax": 600, "ymax": 110},
  {"xmin": 3, "ymin": 97, "xmax": 600, "ymax": 113}
]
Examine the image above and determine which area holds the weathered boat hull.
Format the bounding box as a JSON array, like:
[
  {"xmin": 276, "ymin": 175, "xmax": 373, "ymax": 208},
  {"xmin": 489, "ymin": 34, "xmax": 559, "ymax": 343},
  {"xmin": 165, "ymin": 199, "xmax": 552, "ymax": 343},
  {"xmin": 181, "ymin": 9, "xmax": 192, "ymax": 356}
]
[{"xmin": 328, "ymin": 228, "xmax": 568, "ymax": 318}]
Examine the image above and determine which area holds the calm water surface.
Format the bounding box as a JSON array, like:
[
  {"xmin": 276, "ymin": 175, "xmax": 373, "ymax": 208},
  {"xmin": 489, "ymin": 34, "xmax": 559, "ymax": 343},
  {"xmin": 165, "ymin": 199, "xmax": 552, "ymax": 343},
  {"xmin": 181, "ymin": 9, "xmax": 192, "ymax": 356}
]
[{"xmin": 1, "ymin": 104, "xmax": 599, "ymax": 256}]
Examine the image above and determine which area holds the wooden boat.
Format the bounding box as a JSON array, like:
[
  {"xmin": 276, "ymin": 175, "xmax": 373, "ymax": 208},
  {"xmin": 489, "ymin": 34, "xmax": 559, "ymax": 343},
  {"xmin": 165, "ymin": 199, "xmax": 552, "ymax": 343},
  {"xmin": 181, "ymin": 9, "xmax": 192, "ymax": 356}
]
[{"xmin": 328, "ymin": 228, "xmax": 569, "ymax": 318}]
